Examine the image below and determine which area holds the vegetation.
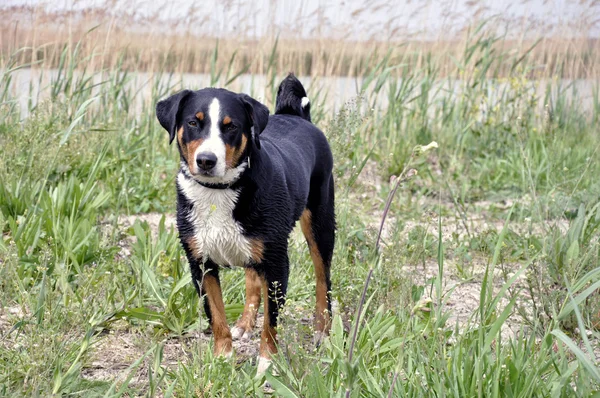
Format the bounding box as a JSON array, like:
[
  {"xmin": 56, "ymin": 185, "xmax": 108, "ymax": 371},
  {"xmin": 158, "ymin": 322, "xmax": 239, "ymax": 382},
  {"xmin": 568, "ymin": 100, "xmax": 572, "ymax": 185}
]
[{"xmin": 0, "ymin": 11, "xmax": 599, "ymax": 397}]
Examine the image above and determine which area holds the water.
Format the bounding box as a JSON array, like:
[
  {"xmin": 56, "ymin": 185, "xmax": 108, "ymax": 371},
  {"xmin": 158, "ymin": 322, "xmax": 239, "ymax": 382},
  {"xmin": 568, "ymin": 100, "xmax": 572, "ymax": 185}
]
[{"xmin": 6, "ymin": 68, "xmax": 597, "ymax": 119}]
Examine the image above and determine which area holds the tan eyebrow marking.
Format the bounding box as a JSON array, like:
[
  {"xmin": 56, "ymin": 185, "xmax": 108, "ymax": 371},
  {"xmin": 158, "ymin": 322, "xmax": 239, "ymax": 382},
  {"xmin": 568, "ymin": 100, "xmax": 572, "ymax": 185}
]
[
  {"xmin": 223, "ymin": 115, "xmax": 232, "ymax": 125},
  {"xmin": 196, "ymin": 112, "xmax": 204, "ymax": 120}
]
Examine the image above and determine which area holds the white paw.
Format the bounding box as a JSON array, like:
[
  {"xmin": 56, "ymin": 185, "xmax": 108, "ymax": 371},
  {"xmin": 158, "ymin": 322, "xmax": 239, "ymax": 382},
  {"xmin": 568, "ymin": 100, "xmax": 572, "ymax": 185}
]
[
  {"xmin": 256, "ymin": 356, "xmax": 272, "ymax": 376},
  {"xmin": 231, "ymin": 326, "xmax": 244, "ymax": 340},
  {"xmin": 220, "ymin": 349, "xmax": 233, "ymax": 359},
  {"xmin": 231, "ymin": 326, "xmax": 252, "ymax": 341}
]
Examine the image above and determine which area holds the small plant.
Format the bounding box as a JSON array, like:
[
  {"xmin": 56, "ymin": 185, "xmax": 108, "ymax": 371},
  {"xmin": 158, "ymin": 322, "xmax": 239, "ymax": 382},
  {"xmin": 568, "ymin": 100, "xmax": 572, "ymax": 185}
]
[{"xmin": 108, "ymin": 218, "xmax": 204, "ymax": 335}]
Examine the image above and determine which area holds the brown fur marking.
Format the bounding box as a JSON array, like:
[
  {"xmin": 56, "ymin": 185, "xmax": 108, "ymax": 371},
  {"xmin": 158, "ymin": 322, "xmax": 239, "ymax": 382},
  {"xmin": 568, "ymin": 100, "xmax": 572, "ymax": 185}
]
[
  {"xmin": 300, "ymin": 209, "xmax": 331, "ymax": 334},
  {"xmin": 186, "ymin": 138, "xmax": 205, "ymax": 172},
  {"xmin": 235, "ymin": 268, "xmax": 262, "ymax": 333},
  {"xmin": 186, "ymin": 236, "xmax": 201, "ymax": 259},
  {"xmin": 195, "ymin": 111, "xmax": 204, "ymax": 121},
  {"xmin": 260, "ymin": 279, "xmax": 278, "ymax": 359},
  {"xmin": 225, "ymin": 134, "xmax": 247, "ymax": 169},
  {"xmin": 248, "ymin": 237, "xmax": 264, "ymax": 263},
  {"xmin": 202, "ymin": 274, "xmax": 232, "ymax": 356},
  {"xmin": 225, "ymin": 144, "xmax": 235, "ymax": 169},
  {"xmin": 222, "ymin": 115, "xmax": 232, "ymax": 125}
]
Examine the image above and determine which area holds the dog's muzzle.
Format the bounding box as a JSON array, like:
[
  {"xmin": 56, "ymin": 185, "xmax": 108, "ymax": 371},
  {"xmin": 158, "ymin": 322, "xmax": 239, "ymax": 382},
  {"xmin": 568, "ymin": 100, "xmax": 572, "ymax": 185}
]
[{"xmin": 196, "ymin": 152, "xmax": 217, "ymax": 172}]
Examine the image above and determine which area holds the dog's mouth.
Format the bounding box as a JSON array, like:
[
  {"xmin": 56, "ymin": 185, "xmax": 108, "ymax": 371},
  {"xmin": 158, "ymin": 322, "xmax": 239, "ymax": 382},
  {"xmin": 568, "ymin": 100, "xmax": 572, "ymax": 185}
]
[
  {"xmin": 181, "ymin": 159, "xmax": 247, "ymax": 187},
  {"xmin": 189, "ymin": 168, "xmax": 231, "ymax": 185},
  {"xmin": 185, "ymin": 162, "xmax": 223, "ymax": 179},
  {"xmin": 193, "ymin": 169, "xmax": 217, "ymax": 178},
  {"xmin": 190, "ymin": 171, "xmax": 227, "ymax": 184}
]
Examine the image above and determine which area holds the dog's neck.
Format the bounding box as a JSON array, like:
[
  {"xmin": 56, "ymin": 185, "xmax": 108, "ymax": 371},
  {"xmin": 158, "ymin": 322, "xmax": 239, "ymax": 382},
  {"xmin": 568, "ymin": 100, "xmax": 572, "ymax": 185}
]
[{"xmin": 194, "ymin": 180, "xmax": 235, "ymax": 190}]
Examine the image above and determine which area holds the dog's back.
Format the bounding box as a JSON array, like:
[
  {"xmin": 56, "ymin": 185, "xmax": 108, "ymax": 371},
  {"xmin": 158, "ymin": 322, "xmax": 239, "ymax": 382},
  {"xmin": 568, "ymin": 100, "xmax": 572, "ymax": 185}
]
[
  {"xmin": 275, "ymin": 73, "xmax": 311, "ymax": 122},
  {"xmin": 257, "ymin": 76, "xmax": 332, "ymax": 222}
]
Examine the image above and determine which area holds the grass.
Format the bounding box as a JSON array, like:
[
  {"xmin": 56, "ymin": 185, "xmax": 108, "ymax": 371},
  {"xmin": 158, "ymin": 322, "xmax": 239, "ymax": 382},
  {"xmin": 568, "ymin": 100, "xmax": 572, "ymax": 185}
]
[{"xmin": 1, "ymin": 16, "xmax": 600, "ymax": 397}]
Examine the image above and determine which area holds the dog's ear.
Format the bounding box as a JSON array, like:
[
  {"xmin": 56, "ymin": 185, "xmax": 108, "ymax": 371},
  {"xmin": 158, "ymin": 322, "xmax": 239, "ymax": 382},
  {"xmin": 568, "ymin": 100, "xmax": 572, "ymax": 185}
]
[
  {"xmin": 156, "ymin": 90, "xmax": 192, "ymax": 144},
  {"xmin": 240, "ymin": 94, "xmax": 269, "ymax": 150}
]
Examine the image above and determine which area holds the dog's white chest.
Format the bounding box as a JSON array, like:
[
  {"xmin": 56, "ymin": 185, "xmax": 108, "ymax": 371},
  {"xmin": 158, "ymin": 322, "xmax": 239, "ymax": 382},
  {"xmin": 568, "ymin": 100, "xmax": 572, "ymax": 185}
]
[{"xmin": 177, "ymin": 173, "xmax": 252, "ymax": 267}]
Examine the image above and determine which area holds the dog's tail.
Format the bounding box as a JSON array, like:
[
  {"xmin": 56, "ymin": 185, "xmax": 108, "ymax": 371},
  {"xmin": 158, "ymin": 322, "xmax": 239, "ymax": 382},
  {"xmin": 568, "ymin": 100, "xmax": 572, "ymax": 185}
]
[{"xmin": 275, "ymin": 73, "xmax": 311, "ymax": 122}]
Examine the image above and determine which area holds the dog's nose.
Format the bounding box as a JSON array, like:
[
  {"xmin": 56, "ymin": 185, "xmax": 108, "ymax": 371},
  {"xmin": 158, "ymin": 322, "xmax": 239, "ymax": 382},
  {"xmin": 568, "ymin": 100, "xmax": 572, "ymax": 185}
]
[{"xmin": 196, "ymin": 152, "xmax": 217, "ymax": 171}]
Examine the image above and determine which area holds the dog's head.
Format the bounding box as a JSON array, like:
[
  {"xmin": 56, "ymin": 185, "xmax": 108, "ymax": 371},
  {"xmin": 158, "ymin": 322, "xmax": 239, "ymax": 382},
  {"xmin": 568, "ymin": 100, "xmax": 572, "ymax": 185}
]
[{"xmin": 156, "ymin": 88, "xmax": 269, "ymax": 184}]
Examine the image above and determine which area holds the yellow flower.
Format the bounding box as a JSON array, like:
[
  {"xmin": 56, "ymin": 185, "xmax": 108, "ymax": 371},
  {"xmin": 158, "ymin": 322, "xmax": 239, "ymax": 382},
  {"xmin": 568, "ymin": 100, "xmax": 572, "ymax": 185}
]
[{"xmin": 414, "ymin": 141, "xmax": 439, "ymax": 156}]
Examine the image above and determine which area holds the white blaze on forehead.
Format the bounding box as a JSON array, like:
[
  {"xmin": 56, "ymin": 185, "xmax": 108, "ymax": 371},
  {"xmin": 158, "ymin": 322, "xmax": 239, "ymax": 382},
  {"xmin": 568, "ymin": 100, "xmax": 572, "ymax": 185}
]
[{"xmin": 194, "ymin": 97, "xmax": 226, "ymax": 177}]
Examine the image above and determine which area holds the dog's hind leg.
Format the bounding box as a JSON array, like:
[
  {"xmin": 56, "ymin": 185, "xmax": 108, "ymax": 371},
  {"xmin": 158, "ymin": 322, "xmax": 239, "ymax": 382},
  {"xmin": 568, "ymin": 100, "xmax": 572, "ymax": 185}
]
[
  {"xmin": 301, "ymin": 174, "xmax": 335, "ymax": 345},
  {"xmin": 232, "ymin": 267, "xmax": 262, "ymax": 340}
]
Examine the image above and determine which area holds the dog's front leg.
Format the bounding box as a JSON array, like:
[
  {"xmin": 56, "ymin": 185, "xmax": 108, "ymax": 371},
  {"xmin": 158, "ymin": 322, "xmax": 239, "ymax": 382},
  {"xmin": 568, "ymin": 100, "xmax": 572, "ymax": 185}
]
[
  {"xmin": 199, "ymin": 264, "xmax": 233, "ymax": 357},
  {"xmin": 258, "ymin": 252, "xmax": 290, "ymax": 375},
  {"xmin": 232, "ymin": 267, "xmax": 262, "ymax": 340}
]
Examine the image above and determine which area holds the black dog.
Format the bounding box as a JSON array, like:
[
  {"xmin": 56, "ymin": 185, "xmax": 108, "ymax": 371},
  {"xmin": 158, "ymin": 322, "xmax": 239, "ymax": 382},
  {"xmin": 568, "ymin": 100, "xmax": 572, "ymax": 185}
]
[{"xmin": 156, "ymin": 74, "xmax": 335, "ymax": 374}]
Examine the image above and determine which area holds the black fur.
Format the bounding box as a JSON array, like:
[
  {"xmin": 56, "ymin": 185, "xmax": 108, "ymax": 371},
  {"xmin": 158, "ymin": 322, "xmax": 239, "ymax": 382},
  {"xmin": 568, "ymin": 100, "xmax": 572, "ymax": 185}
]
[
  {"xmin": 158, "ymin": 74, "xmax": 335, "ymax": 335},
  {"xmin": 275, "ymin": 73, "xmax": 311, "ymax": 122},
  {"xmin": 241, "ymin": 94, "xmax": 269, "ymax": 150},
  {"xmin": 156, "ymin": 89, "xmax": 192, "ymax": 144}
]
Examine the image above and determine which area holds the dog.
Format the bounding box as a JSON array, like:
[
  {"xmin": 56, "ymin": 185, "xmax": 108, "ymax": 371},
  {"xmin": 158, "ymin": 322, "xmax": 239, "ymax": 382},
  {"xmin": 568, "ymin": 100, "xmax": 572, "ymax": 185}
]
[{"xmin": 156, "ymin": 74, "xmax": 335, "ymax": 374}]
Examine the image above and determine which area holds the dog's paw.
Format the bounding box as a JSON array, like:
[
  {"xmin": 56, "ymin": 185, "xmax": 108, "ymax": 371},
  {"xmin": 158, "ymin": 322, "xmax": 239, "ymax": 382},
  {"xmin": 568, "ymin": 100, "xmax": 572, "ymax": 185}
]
[
  {"xmin": 256, "ymin": 356, "xmax": 272, "ymax": 376},
  {"xmin": 231, "ymin": 326, "xmax": 253, "ymax": 341},
  {"xmin": 214, "ymin": 339, "xmax": 233, "ymax": 359},
  {"xmin": 214, "ymin": 349, "xmax": 233, "ymax": 361},
  {"xmin": 213, "ymin": 349, "xmax": 234, "ymax": 362}
]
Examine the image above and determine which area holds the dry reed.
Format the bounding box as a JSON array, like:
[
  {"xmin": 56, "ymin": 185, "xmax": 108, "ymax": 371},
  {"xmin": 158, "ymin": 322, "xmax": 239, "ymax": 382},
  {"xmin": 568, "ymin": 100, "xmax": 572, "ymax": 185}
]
[{"xmin": 1, "ymin": 4, "xmax": 598, "ymax": 79}]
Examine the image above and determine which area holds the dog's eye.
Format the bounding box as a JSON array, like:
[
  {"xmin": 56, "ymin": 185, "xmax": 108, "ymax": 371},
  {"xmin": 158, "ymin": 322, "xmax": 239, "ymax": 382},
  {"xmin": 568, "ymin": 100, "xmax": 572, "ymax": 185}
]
[
  {"xmin": 225, "ymin": 123, "xmax": 236, "ymax": 132},
  {"xmin": 188, "ymin": 121, "xmax": 198, "ymax": 127}
]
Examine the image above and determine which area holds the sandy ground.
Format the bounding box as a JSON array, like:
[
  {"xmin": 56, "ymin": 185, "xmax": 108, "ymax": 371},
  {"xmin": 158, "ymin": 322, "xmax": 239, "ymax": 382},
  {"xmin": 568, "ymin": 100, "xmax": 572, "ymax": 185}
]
[
  {"xmin": 1, "ymin": 161, "xmax": 596, "ymax": 388},
  {"xmin": 84, "ymin": 159, "xmax": 591, "ymax": 383}
]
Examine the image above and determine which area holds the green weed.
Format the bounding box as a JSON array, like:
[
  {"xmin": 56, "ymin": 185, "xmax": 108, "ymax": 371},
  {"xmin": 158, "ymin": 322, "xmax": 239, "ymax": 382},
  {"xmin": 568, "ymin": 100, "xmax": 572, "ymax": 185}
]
[{"xmin": 0, "ymin": 26, "xmax": 599, "ymax": 397}]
